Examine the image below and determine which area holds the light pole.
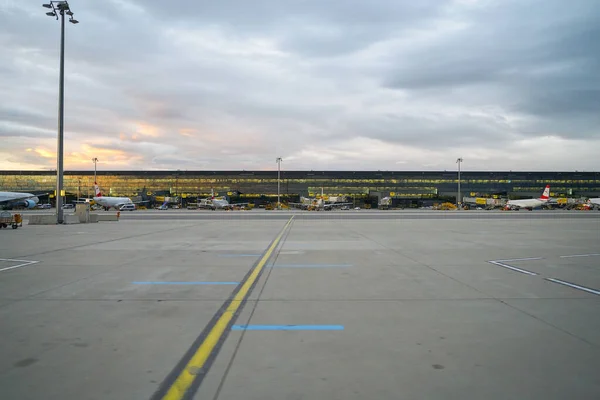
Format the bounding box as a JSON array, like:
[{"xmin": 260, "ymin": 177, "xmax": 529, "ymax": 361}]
[
  {"xmin": 176, "ymin": 169, "xmax": 180, "ymax": 207},
  {"xmin": 276, "ymin": 157, "xmax": 282, "ymax": 209},
  {"xmin": 456, "ymin": 157, "xmax": 463, "ymax": 209},
  {"xmin": 44, "ymin": 1, "xmax": 79, "ymax": 224},
  {"xmin": 92, "ymin": 157, "xmax": 98, "ymax": 183}
]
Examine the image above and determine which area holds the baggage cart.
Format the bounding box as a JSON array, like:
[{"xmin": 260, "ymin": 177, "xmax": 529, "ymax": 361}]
[{"xmin": 0, "ymin": 212, "xmax": 22, "ymax": 229}]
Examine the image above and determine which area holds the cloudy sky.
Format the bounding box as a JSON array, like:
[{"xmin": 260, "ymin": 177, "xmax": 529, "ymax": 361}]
[{"xmin": 1, "ymin": 0, "xmax": 598, "ymax": 171}]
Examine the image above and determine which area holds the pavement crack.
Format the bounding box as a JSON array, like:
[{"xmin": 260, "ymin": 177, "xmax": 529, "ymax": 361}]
[
  {"xmin": 496, "ymin": 299, "xmax": 597, "ymax": 347},
  {"xmin": 346, "ymin": 226, "xmax": 493, "ymax": 299}
]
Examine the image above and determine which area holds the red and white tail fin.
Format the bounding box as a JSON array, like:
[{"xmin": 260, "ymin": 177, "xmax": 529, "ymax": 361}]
[
  {"xmin": 211, "ymin": 188, "xmax": 215, "ymax": 199},
  {"xmin": 540, "ymin": 185, "xmax": 550, "ymax": 200},
  {"xmin": 94, "ymin": 183, "xmax": 102, "ymax": 197}
]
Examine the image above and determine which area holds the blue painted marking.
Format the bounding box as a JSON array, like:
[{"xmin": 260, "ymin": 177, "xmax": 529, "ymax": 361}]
[
  {"xmin": 231, "ymin": 325, "xmax": 344, "ymax": 331},
  {"xmin": 218, "ymin": 254, "xmax": 261, "ymax": 258},
  {"xmin": 132, "ymin": 281, "xmax": 239, "ymax": 285},
  {"xmin": 273, "ymin": 264, "xmax": 352, "ymax": 268}
]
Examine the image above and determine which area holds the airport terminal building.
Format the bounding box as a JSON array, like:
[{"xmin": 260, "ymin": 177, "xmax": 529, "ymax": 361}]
[{"xmin": 2, "ymin": 170, "xmax": 599, "ymax": 207}]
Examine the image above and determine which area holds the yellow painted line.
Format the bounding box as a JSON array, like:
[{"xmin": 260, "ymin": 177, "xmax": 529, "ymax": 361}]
[{"xmin": 161, "ymin": 216, "xmax": 294, "ymax": 400}]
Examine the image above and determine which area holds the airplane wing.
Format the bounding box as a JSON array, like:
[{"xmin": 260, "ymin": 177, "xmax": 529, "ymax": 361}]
[{"xmin": 0, "ymin": 193, "xmax": 47, "ymax": 205}]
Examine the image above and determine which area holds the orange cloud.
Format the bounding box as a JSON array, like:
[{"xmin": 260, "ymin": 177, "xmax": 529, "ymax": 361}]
[
  {"xmin": 135, "ymin": 122, "xmax": 160, "ymax": 137},
  {"xmin": 34, "ymin": 148, "xmax": 56, "ymax": 158},
  {"xmin": 79, "ymin": 144, "xmax": 134, "ymax": 160},
  {"xmin": 179, "ymin": 128, "xmax": 196, "ymax": 137}
]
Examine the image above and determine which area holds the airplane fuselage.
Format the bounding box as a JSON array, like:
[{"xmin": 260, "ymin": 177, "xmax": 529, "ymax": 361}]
[
  {"xmin": 586, "ymin": 198, "xmax": 600, "ymax": 210},
  {"xmin": 506, "ymin": 198, "xmax": 547, "ymax": 210},
  {"xmin": 93, "ymin": 196, "xmax": 133, "ymax": 209}
]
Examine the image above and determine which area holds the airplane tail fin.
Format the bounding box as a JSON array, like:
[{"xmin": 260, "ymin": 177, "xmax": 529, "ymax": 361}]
[
  {"xmin": 540, "ymin": 185, "xmax": 550, "ymax": 200},
  {"xmin": 211, "ymin": 188, "xmax": 215, "ymax": 199},
  {"xmin": 94, "ymin": 183, "xmax": 102, "ymax": 197}
]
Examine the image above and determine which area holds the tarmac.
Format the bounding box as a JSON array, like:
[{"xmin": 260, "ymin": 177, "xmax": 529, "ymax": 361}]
[{"xmin": 0, "ymin": 211, "xmax": 599, "ymax": 399}]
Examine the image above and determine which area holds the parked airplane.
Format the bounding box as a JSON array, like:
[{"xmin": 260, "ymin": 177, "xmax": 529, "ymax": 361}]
[
  {"xmin": 588, "ymin": 198, "xmax": 600, "ymax": 206},
  {"xmin": 0, "ymin": 191, "xmax": 40, "ymax": 210},
  {"xmin": 197, "ymin": 189, "xmax": 249, "ymax": 210},
  {"xmin": 93, "ymin": 183, "xmax": 148, "ymax": 210},
  {"xmin": 289, "ymin": 187, "xmax": 353, "ymax": 211},
  {"xmin": 585, "ymin": 198, "xmax": 600, "ymax": 210},
  {"xmin": 289, "ymin": 195, "xmax": 353, "ymax": 211},
  {"xmin": 505, "ymin": 185, "xmax": 551, "ymax": 211}
]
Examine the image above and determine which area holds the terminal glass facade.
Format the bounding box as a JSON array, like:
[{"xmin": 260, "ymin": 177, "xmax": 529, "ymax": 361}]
[{"xmin": 1, "ymin": 171, "xmax": 599, "ymax": 203}]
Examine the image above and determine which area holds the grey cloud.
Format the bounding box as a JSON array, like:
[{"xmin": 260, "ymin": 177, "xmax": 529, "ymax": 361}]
[
  {"xmin": 0, "ymin": 124, "xmax": 55, "ymax": 139},
  {"xmin": 517, "ymin": 89, "xmax": 600, "ymax": 117},
  {"xmin": 0, "ymin": 106, "xmax": 54, "ymax": 127},
  {"xmin": 381, "ymin": 0, "xmax": 600, "ymax": 141},
  {"xmin": 0, "ymin": 106, "xmax": 56, "ymax": 139},
  {"xmin": 132, "ymin": 0, "xmax": 449, "ymax": 57},
  {"xmin": 386, "ymin": 10, "xmax": 600, "ymax": 90},
  {"xmin": 0, "ymin": 104, "xmax": 125, "ymax": 141},
  {"xmin": 134, "ymin": 0, "xmax": 445, "ymax": 29},
  {"xmin": 330, "ymin": 111, "xmax": 516, "ymax": 150},
  {"xmin": 5, "ymin": 152, "xmax": 53, "ymax": 168}
]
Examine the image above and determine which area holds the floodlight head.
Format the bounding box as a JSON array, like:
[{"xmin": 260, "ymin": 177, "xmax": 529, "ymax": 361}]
[
  {"xmin": 43, "ymin": 3, "xmax": 52, "ymax": 8},
  {"xmin": 46, "ymin": 11, "xmax": 56, "ymax": 16},
  {"xmin": 69, "ymin": 19, "xmax": 79, "ymax": 24},
  {"xmin": 66, "ymin": 10, "xmax": 73, "ymax": 16}
]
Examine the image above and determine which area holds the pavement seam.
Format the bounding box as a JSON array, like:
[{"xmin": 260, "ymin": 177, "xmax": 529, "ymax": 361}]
[
  {"xmin": 346, "ymin": 225, "xmax": 494, "ymax": 298},
  {"xmin": 8, "ymin": 221, "xmax": 215, "ymax": 260},
  {"xmin": 209, "ymin": 217, "xmax": 295, "ymax": 400},
  {"xmin": 3, "ymin": 297, "xmax": 597, "ymax": 302},
  {"xmin": 0, "ymin": 251, "xmax": 166, "ymax": 311},
  {"xmin": 0, "ymin": 221, "xmax": 223, "ymax": 311},
  {"xmin": 116, "ymin": 213, "xmax": 600, "ymax": 221}
]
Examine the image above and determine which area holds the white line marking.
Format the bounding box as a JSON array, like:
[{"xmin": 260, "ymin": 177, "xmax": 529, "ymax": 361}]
[
  {"xmin": 494, "ymin": 257, "xmax": 543, "ymax": 262},
  {"xmin": 488, "ymin": 261, "xmax": 538, "ymax": 276},
  {"xmin": 546, "ymin": 278, "xmax": 600, "ymax": 296},
  {"xmin": 0, "ymin": 259, "xmax": 40, "ymax": 273},
  {"xmin": 559, "ymin": 253, "xmax": 600, "ymax": 258}
]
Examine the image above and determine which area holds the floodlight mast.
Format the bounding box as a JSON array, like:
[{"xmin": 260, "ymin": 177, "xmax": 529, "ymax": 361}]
[
  {"xmin": 456, "ymin": 157, "xmax": 463, "ymax": 209},
  {"xmin": 276, "ymin": 157, "xmax": 283, "ymax": 209},
  {"xmin": 42, "ymin": 1, "xmax": 79, "ymax": 223}
]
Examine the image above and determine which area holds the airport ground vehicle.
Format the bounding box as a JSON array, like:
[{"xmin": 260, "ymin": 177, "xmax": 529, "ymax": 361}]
[{"xmin": 0, "ymin": 212, "xmax": 22, "ymax": 229}]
